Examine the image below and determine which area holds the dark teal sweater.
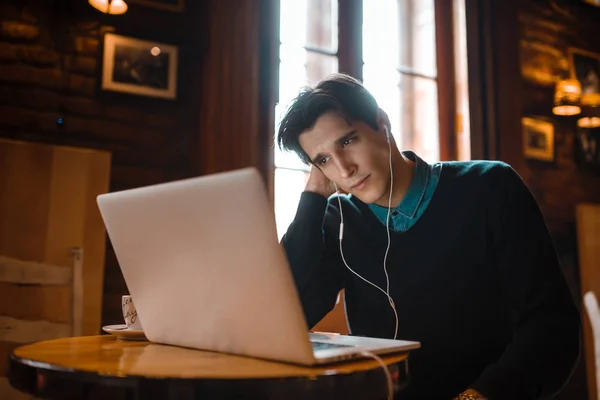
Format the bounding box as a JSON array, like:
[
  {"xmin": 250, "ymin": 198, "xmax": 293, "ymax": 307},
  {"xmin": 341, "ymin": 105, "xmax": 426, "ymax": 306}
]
[{"xmin": 281, "ymin": 160, "xmax": 580, "ymax": 400}]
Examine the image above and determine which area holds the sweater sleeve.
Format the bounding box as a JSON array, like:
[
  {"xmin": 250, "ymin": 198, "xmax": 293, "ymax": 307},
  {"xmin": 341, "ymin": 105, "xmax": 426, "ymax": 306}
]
[
  {"xmin": 470, "ymin": 164, "xmax": 581, "ymax": 400},
  {"xmin": 280, "ymin": 191, "xmax": 345, "ymax": 329}
]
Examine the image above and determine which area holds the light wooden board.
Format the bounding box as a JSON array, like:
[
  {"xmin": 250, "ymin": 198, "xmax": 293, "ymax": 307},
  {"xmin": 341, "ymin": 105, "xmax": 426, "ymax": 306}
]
[
  {"xmin": 0, "ymin": 139, "xmax": 111, "ymax": 386},
  {"xmin": 0, "ymin": 139, "xmax": 111, "ymax": 337},
  {"xmin": 577, "ymin": 202, "xmax": 600, "ymax": 400},
  {"xmin": 0, "ymin": 316, "xmax": 71, "ymax": 344},
  {"xmin": 0, "ymin": 256, "xmax": 71, "ymax": 285},
  {"xmin": 0, "ymin": 283, "xmax": 70, "ymax": 323}
]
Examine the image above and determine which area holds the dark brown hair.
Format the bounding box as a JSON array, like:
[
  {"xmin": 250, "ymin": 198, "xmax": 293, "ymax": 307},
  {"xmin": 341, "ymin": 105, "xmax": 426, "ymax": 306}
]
[{"xmin": 276, "ymin": 73, "xmax": 379, "ymax": 165}]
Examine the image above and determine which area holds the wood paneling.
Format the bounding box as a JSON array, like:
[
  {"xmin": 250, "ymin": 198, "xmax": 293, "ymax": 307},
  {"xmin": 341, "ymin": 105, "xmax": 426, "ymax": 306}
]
[
  {"xmin": 197, "ymin": 0, "xmax": 265, "ymax": 179},
  {"xmin": 435, "ymin": 0, "xmax": 457, "ymax": 161},
  {"xmin": 465, "ymin": 0, "xmax": 521, "ymax": 163},
  {"xmin": 338, "ymin": 0, "xmax": 362, "ymax": 81}
]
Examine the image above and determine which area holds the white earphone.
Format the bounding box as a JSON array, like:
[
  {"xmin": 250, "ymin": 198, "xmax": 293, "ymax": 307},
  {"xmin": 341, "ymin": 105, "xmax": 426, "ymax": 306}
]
[{"xmin": 334, "ymin": 125, "xmax": 398, "ymax": 340}]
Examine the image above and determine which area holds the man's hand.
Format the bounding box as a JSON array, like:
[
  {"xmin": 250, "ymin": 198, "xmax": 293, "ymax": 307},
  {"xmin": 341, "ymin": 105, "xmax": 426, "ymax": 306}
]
[{"xmin": 305, "ymin": 165, "xmax": 336, "ymax": 198}]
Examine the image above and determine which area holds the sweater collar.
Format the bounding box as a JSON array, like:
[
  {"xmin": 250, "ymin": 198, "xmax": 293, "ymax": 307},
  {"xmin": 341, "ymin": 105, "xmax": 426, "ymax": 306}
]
[{"xmin": 368, "ymin": 151, "xmax": 431, "ymax": 220}]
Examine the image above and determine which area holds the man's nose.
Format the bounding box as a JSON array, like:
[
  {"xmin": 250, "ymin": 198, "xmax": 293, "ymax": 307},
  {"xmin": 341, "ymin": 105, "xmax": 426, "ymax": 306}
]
[{"xmin": 334, "ymin": 156, "xmax": 356, "ymax": 179}]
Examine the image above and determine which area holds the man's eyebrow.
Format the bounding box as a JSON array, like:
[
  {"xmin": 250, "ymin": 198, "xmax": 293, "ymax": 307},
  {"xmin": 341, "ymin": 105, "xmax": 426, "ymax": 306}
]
[
  {"xmin": 310, "ymin": 130, "xmax": 357, "ymax": 164},
  {"xmin": 336, "ymin": 129, "xmax": 357, "ymax": 146}
]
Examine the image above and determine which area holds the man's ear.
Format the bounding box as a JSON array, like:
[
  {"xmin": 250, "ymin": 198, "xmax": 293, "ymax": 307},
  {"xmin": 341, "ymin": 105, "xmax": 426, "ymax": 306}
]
[{"xmin": 376, "ymin": 108, "xmax": 391, "ymax": 134}]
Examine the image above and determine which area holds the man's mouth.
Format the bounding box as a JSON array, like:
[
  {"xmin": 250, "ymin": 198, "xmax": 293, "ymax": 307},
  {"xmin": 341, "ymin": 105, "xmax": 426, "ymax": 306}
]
[{"xmin": 350, "ymin": 175, "xmax": 370, "ymax": 191}]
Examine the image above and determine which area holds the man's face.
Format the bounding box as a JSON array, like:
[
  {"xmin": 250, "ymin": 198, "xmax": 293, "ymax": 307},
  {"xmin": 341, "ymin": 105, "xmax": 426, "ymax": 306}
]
[{"xmin": 299, "ymin": 112, "xmax": 391, "ymax": 205}]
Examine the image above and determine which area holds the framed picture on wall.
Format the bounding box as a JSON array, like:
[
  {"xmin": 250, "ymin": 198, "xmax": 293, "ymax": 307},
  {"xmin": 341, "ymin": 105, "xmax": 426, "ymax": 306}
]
[
  {"xmin": 568, "ymin": 47, "xmax": 600, "ymax": 106},
  {"xmin": 128, "ymin": 0, "xmax": 184, "ymax": 12},
  {"xmin": 575, "ymin": 124, "xmax": 600, "ymax": 169},
  {"xmin": 102, "ymin": 33, "xmax": 178, "ymax": 100},
  {"xmin": 522, "ymin": 116, "xmax": 555, "ymax": 162}
]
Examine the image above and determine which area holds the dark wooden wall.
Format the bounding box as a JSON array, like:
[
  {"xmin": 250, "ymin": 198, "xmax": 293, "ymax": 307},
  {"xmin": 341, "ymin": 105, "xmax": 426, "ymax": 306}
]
[
  {"xmin": 468, "ymin": 0, "xmax": 600, "ymax": 240},
  {"xmin": 0, "ymin": 0, "xmax": 275, "ymax": 329},
  {"xmin": 519, "ymin": 0, "xmax": 600, "ymax": 236},
  {"xmin": 518, "ymin": 3, "xmax": 600, "ymax": 397},
  {"xmin": 516, "ymin": 0, "xmax": 600, "ymax": 320},
  {"xmin": 195, "ymin": 0, "xmax": 277, "ymax": 194},
  {"xmin": 468, "ymin": 0, "xmax": 600, "ymax": 398}
]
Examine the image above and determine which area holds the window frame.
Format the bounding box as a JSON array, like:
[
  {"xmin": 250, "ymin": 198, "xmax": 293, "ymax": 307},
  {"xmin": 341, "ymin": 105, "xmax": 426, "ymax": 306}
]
[
  {"xmin": 272, "ymin": 0, "xmax": 456, "ymax": 236},
  {"xmin": 274, "ymin": 0, "xmax": 456, "ymax": 161}
]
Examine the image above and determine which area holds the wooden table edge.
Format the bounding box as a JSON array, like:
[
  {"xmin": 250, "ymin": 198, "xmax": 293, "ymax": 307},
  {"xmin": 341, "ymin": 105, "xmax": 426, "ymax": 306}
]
[{"xmin": 8, "ymin": 335, "xmax": 413, "ymax": 399}]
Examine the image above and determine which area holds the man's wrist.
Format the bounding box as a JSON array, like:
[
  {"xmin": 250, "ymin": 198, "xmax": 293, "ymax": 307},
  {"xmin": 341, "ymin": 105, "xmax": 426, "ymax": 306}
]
[{"xmin": 453, "ymin": 389, "xmax": 487, "ymax": 400}]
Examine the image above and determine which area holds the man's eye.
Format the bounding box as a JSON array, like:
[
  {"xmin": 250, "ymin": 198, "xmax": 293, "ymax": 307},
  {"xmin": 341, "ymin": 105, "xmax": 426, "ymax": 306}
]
[
  {"xmin": 342, "ymin": 138, "xmax": 354, "ymax": 147},
  {"xmin": 318, "ymin": 157, "xmax": 329, "ymax": 165}
]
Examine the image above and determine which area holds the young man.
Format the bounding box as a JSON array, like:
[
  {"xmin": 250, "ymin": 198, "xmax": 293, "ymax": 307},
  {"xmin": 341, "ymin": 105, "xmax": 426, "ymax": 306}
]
[{"xmin": 277, "ymin": 73, "xmax": 580, "ymax": 400}]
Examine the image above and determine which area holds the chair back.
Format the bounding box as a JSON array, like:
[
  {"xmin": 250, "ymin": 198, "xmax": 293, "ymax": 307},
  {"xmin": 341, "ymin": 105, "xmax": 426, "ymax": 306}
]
[{"xmin": 0, "ymin": 139, "xmax": 110, "ymax": 399}]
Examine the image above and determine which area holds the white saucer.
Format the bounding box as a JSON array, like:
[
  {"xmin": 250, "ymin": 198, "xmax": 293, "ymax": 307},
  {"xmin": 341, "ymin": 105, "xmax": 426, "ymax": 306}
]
[{"xmin": 102, "ymin": 324, "xmax": 147, "ymax": 341}]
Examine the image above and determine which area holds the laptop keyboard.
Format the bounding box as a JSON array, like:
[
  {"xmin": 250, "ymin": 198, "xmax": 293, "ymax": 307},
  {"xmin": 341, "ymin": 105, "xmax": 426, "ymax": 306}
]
[{"xmin": 311, "ymin": 341, "xmax": 354, "ymax": 351}]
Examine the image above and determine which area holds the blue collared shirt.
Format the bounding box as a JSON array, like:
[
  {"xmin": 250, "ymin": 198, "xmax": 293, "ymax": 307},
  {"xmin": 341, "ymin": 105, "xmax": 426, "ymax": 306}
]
[{"xmin": 367, "ymin": 151, "xmax": 442, "ymax": 232}]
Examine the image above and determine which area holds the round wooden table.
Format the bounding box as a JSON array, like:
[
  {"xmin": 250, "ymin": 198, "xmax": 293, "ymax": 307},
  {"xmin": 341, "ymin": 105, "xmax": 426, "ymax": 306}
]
[{"xmin": 9, "ymin": 335, "xmax": 412, "ymax": 400}]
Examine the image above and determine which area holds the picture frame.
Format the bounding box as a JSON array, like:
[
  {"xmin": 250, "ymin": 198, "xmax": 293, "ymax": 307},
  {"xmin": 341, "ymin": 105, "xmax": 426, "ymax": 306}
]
[
  {"xmin": 127, "ymin": 0, "xmax": 184, "ymax": 12},
  {"xmin": 568, "ymin": 47, "xmax": 600, "ymax": 106},
  {"xmin": 575, "ymin": 124, "xmax": 600, "ymax": 168},
  {"xmin": 522, "ymin": 116, "xmax": 555, "ymax": 162},
  {"xmin": 102, "ymin": 33, "xmax": 178, "ymax": 100}
]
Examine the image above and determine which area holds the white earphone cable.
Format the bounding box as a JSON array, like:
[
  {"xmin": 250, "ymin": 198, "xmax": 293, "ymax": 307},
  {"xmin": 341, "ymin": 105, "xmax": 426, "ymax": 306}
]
[
  {"xmin": 382, "ymin": 127, "xmax": 398, "ymax": 340},
  {"xmin": 334, "ymin": 126, "xmax": 398, "ymax": 340},
  {"xmin": 359, "ymin": 350, "xmax": 394, "ymax": 400},
  {"xmin": 337, "ymin": 199, "xmax": 394, "ymax": 300}
]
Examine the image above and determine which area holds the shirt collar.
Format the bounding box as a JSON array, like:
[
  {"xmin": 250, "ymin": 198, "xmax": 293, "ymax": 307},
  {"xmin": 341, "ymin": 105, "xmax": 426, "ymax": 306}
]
[{"xmin": 369, "ymin": 150, "xmax": 431, "ymax": 219}]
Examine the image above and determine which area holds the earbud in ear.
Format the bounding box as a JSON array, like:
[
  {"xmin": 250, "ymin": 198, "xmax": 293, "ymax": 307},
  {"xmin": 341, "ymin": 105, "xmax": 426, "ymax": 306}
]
[{"xmin": 384, "ymin": 126, "xmax": 390, "ymax": 143}]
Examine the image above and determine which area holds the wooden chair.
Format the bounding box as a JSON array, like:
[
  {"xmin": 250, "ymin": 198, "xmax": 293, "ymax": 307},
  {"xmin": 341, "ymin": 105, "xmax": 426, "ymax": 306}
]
[
  {"xmin": 0, "ymin": 139, "xmax": 111, "ymax": 399},
  {"xmin": 584, "ymin": 291, "xmax": 600, "ymax": 400},
  {"xmin": 0, "ymin": 249, "xmax": 83, "ymax": 399},
  {"xmin": 577, "ymin": 203, "xmax": 600, "ymax": 400}
]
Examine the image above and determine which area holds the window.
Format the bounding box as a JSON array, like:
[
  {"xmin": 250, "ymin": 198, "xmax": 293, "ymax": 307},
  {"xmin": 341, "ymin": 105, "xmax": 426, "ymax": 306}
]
[
  {"xmin": 453, "ymin": 0, "xmax": 471, "ymax": 161},
  {"xmin": 274, "ymin": 0, "xmax": 339, "ymax": 239},
  {"xmin": 362, "ymin": 0, "xmax": 439, "ymax": 162},
  {"xmin": 274, "ymin": 0, "xmax": 460, "ymax": 239}
]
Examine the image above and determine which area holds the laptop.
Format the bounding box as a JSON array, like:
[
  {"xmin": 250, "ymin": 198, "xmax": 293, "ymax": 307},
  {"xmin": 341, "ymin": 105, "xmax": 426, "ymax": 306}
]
[{"xmin": 96, "ymin": 167, "xmax": 421, "ymax": 366}]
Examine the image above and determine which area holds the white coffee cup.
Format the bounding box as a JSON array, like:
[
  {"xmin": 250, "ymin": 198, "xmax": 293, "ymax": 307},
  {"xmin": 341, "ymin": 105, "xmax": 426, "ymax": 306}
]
[{"xmin": 122, "ymin": 295, "xmax": 143, "ymax": 330}]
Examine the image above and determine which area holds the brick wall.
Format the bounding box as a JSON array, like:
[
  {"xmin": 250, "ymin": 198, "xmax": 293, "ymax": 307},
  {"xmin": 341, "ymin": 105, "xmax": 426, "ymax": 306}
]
[
  {"xmin": 0, "ymin": 0, "xmax": 200, "ymax": 328},
  {"xmin": 518, "ymin": 0, "xmax": 600, "ymax": 300},
  {"xmin": 519, "ymin": 0, "xmax": 600, "ymax": 237},
  {"xmin": 518, "ymin": 1, "xmax": 600, "ymax": 398}
]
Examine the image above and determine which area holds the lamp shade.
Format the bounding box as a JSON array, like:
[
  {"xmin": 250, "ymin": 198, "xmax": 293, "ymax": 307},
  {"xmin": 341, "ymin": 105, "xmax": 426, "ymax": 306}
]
[
  {"xmin": 553, "ymin": 79, "xmax": 582, "ymax": 116},
  {"xmin": 89, "ymin": 0, "xmax": 128, "ymax": 15},
  {"xmin": 578, "ymin": 117, "xmax": 600, "ymax": 128}
]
